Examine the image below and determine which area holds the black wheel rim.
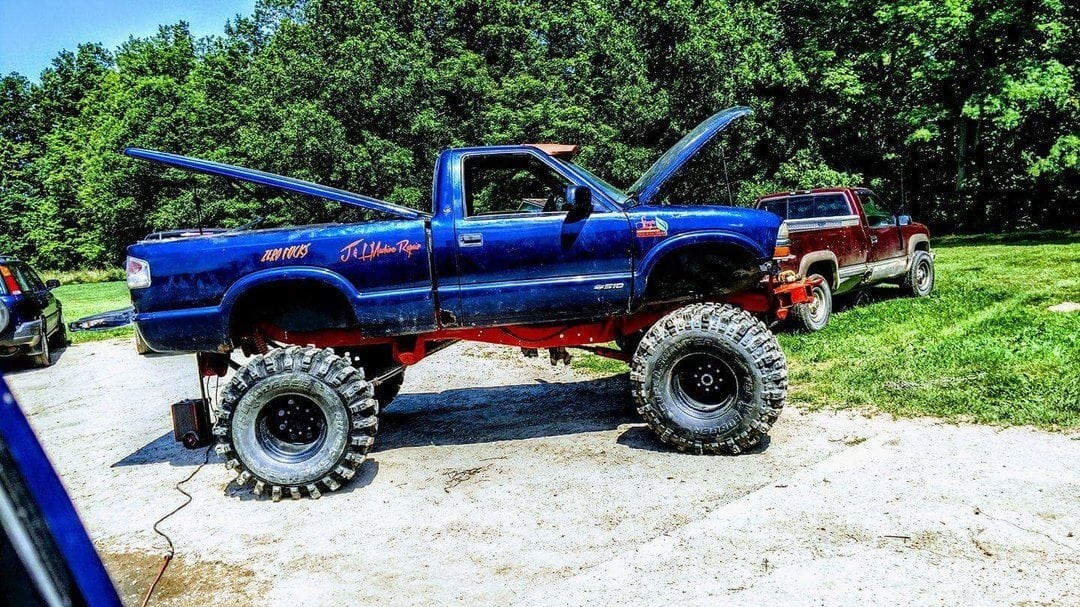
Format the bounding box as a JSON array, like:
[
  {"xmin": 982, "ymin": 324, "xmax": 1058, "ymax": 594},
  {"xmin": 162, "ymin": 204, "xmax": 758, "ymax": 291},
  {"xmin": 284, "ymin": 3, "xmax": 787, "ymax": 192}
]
[
  {"xmin": 669, "ymin": 353, "xmax": 739, "ymax": 415},
  {"xmin": 255, "ymin": 394, "xmax": 328, "ymax": 463}
]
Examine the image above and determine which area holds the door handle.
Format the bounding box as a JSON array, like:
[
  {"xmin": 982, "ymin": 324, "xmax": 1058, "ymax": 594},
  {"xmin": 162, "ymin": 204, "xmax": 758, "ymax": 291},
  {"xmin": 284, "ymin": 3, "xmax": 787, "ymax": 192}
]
[
  {"xmin": 459, "ymin": 233, "xmax": 483, "ymax": 247},
  {"xmin": 869, "ymin": 235, "xmax": 879, "ymax": 244}
]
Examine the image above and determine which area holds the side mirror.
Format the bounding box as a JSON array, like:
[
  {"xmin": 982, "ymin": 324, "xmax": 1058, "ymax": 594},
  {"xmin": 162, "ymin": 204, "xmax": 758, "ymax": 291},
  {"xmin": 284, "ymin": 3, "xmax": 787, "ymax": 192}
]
[
  {"xmin": 896, "ymin": 215, "xmax": 912, "ymax": 226},
  {"xmin": 45, "ymin": 279, "xmax": 61, "ymax": 290},
  {"xmin": 565, "ymin": 185, "xmax": 592, "ymax": 219}
]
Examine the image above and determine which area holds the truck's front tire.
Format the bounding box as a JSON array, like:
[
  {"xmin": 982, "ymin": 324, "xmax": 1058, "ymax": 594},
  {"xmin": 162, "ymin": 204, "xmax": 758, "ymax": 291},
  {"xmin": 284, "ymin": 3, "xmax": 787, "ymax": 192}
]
[
  {"xmin": 899, "ymin": 250, "xmax": 934, "ymax": 297},
  {"xmin": 791, "ymin": 273, "xmax": 831, "ymax": 332},
  {"xmin": 630, "ymin": 303, "xmax": 787, "ymax": 454},
  {"xmin": 214, "ymin": 346, "xmax": 378, "ymax": 500}
]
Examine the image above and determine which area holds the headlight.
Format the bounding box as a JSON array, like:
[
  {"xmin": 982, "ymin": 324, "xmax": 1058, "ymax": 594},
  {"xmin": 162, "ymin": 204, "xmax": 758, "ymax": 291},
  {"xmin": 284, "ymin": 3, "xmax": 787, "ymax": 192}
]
[
  {"xmin": 773, "ymin": 221, "xmax": 792, "ymax": 259},
  {"xmin": 126, "ymin": 256, "xmax": 151, "ymax": 289},
  {"xmin": 0, "ymin": 300, "xmax": 8, "ymax": 333}
]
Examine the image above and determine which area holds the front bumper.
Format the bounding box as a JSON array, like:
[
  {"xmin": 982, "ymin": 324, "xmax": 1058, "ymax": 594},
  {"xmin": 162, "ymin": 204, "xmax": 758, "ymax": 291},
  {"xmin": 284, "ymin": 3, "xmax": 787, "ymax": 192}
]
[
  {"xmin": 0, "ymin": 319, "xmax": 43, "ymax": 355},
  {"xmin": 722, "ymin": 274, "xmax": 821, "ymax": 322}
]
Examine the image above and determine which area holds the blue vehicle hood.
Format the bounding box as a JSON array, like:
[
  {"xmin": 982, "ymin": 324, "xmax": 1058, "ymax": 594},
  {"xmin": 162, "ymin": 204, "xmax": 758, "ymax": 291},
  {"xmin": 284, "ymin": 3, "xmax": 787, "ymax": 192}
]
[
  {"xmin": 124, "ymin": 148, "xmax": 428, "ymax": 220},
  {"xmin": 626, "ymin": 106, "xmax": 752, "ymax": 206}
]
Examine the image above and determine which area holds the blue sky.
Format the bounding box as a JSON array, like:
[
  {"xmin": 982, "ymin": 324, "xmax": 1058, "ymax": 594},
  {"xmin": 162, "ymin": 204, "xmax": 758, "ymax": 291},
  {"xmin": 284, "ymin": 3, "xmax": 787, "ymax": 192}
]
[{"xmin": 0, "ymin": 0, "xmax": 255, "ymax": 78}]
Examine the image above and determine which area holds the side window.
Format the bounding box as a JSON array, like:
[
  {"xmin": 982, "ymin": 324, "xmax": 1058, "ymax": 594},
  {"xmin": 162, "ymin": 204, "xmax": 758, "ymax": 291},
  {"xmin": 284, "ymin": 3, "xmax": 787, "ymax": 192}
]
[
  {"xmin": 859, "ymin": 192, "xmax": 893, "ymax": 228},
  {"xmin": 463, "ymin": 154, "xmax": 572, "ymax": 217},
  {"xmin": 814, "ymin": 194, "xmax": 852, "ymax": 217}
]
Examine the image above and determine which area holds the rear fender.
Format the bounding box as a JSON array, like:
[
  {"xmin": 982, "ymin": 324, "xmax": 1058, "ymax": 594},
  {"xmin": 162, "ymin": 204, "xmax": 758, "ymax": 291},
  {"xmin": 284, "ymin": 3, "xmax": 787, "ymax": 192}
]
[
  {"xmin": 632, "ymin": 231, "xmax": 767, "ymax": 309},
  {"xmin": 220, "ymin": 267, "xmax": 361, "ymax": 328}
]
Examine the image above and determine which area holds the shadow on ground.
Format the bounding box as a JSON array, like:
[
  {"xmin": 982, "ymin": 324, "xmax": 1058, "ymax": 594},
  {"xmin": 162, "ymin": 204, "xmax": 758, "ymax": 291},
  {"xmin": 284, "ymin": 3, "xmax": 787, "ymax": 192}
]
[
  {"xmin": 0, "ymin": 345, "xmax": 69, "ymax": 375},
  {"xmin": 111, "ymin": 372, "xmax": 774, "ymax": 498}
]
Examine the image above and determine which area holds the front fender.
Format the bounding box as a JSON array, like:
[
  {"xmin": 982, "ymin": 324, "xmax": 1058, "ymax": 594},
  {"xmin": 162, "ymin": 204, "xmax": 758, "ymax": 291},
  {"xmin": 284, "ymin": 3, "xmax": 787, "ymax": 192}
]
[
  {"xmin": 906, "ymin": 233, "xmax": 930, "ymax": 254},
  {"xmin": 632, "ymin": 230, "xmax": 769, "ymax": 307}
]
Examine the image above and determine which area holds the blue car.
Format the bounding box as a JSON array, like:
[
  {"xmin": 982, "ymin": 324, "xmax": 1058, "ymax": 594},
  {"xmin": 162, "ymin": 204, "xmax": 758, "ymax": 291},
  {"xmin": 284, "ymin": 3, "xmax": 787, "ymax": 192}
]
[{"xmin": 0, "ymin": 256, "xmax": 66, "ymax": 368}]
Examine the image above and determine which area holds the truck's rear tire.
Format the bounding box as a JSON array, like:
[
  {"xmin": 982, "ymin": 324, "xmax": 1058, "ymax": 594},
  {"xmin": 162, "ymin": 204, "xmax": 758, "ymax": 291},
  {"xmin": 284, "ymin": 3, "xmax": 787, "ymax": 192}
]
[
  {"xmin": 791, "ymin": 273, "xmax": 831, "ymax": 332},
  {"xmin": 214, "ymin": 346, "xmax": 378, "ymax": 500},
  {"xmin": 630, "ymin": 303, "xmax": 787, "ymax": 454},
  {"xmin": 899, "ymin": 250, "xmax": 934, "ymax": 297}
]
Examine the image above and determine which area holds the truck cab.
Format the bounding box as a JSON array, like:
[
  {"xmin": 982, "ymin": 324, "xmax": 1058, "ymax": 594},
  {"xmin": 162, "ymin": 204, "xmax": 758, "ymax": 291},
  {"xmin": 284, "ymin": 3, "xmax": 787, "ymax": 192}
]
[{"xmin": 126, "ymin": 107, "xmax": 788, "ymax": 354}]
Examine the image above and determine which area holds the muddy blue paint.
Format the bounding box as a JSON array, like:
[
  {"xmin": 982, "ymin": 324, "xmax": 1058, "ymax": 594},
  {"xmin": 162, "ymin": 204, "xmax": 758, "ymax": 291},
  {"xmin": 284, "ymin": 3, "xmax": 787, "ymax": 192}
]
[{"xmin": 125, "ymin": 107, "xmax": 781, "ymax": 353}]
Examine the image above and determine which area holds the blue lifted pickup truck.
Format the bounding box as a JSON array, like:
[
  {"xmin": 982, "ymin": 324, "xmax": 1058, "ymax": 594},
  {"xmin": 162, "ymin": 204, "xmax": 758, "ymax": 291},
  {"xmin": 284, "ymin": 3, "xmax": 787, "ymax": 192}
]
[{"xmin": 126, "ymin": 107, "xmax": 815, "ymax": 500}]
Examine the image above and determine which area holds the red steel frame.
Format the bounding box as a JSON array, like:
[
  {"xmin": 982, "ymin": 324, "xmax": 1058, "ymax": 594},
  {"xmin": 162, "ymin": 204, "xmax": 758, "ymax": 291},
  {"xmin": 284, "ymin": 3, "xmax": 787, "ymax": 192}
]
[{"xmin": 211, "ymin": 276, "xmax": 819, "ymax": 374}]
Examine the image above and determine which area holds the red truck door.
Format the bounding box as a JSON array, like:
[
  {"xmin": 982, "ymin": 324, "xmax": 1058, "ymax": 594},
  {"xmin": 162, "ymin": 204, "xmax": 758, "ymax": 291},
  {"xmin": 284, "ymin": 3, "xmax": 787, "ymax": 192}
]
[{"xmin": 856, "ymin": 190, "xmax": 904, "ymax": 263}]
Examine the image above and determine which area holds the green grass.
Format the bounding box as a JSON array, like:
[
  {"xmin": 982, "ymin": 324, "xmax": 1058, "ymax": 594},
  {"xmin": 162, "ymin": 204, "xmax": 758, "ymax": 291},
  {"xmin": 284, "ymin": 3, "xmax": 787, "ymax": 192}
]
[
  {"xmin": 575, "ymin": 234, "xmax": 1080, "ymax": 429},
  {"xmin": 53, "ymin": 280, "xmax": 133, "ymax": 344},
  {"xmin": 42, "ymin": 267, "xmax": 126, "ymax": 285}
]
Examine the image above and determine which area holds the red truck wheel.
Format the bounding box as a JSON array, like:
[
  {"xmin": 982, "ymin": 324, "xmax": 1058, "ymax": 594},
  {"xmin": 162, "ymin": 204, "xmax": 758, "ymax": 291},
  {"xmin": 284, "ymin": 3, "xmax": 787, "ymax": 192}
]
[
  {"xmin": 630, "ymin": 303, "xmax": 787, "ymax": 454},
  {"xmin": 900, "ymin": 251, "xmax": 935, "ymax": 297},
  {"xmin": 791, "ymin": 273, "xmax": 832, "ymax": 332},
  {"xmin": 213, "ymin": 346, "xmax": 378, "ymax": 500}
]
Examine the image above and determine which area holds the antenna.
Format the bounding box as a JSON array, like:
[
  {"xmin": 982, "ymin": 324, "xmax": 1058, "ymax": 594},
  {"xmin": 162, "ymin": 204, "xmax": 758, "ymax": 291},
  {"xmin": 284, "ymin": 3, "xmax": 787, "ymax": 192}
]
[
  {"xmin": 193, "ymin": 181, "xmax": 204, "ymax": 235},
  {"xmin": 721, "ymin": 144, "xmax": 734, "ymax": 206}
]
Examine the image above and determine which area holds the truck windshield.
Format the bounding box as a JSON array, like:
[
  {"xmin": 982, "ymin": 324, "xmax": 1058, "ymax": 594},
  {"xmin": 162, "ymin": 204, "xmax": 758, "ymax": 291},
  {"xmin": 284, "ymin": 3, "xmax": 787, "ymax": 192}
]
[{"xmin": 565, "ymin": 161, "xmax": 630, "ymax": 206}]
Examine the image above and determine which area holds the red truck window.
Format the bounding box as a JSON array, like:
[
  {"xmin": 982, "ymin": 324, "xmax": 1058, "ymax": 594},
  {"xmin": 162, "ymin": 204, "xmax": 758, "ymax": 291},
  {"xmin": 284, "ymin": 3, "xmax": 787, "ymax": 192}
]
[
  {"xmin": 761, "ymin": 193, "xmax": 851, "ymax": 220},
  {"xmin": 858, "ymin": 192, "xmax": 893, "ymax": 227}
]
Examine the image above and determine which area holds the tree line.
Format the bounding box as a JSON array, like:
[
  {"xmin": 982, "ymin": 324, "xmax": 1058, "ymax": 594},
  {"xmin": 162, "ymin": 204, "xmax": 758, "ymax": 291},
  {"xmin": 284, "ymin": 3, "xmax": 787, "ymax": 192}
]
[{"xmin": 1, "ymin": 0, "xmax": 1076, "ymax": 270}]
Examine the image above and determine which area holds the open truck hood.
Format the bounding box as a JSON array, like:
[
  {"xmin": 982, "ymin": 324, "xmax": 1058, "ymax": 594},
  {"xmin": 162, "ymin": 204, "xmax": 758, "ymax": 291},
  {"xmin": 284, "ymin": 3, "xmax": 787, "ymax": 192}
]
[
  {"xmin": 123, "ymin": 148, "xmax": 428, "ymax": 220},
  {"xmin": 626, "ymin": 106, "xmax": 752, "ymax": 206}
]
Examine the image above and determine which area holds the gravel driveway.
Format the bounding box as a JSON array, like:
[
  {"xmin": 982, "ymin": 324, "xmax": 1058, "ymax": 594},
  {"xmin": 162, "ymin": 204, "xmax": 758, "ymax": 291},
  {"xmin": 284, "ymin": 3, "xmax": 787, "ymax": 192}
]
[{"xmin": 5, "ymin": 339, "xmax": 1079, "ymax": 606}]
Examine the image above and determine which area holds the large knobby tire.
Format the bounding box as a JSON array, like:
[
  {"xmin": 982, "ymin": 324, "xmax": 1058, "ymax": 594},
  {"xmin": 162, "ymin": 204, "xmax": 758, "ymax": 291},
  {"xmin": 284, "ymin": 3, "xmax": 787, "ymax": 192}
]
[
  {"xmin": 30, "ymin": 320, "xmax": 52, "ymax": 368},
  {"xmin": 343, "ymin": 351, "xmax": 405, "ymax": 411},
  {"xmin": 899, "ymin": 250, "xmax": 935, "ymax": 297},
  {"xmin": 214, "ymin": 346, "xmax": 378, "ymax": 501},
  {"xmin": 630, "ymin": 303, "xmax": 787, "ymax": 454},
  {"xmin": 791, "ymin": 273, "xmax": 832, "ymax": 332}
]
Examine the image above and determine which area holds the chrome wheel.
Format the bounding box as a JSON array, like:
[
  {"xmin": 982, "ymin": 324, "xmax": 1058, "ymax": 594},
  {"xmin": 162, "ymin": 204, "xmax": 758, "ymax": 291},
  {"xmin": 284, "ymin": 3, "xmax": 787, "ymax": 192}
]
[
  {"xmin": 916, "ymin": 259, "xmax": 933, "ymax": 293},
  {"xmin": 255, "ymin": 394, "xmax": 328, "ymax": 464}
]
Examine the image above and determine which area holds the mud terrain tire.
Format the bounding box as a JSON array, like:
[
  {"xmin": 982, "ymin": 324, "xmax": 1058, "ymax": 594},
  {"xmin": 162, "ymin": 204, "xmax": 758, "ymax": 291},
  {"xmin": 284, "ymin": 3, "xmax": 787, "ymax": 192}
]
[
  {"xmin": 899, "ymin": 250, "xmax": 934, "ymax": 297},
  {"xmin": 214, "ymin": 346, "xmax": 378, "ymax": 500},
  {"xmin": 791, "ymin": 273, "xmax": 831, "ymax": 332},
  {"xmin": 630, "ymin": 303, "xmax": 787, "ymax": 454}
]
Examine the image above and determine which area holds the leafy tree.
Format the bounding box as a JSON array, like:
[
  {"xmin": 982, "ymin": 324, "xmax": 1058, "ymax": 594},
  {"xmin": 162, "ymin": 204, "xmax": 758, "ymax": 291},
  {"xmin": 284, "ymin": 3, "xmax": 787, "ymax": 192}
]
[{"xmin": 0, "ymin": 0, "xmax": 1075, "ymax": 269}]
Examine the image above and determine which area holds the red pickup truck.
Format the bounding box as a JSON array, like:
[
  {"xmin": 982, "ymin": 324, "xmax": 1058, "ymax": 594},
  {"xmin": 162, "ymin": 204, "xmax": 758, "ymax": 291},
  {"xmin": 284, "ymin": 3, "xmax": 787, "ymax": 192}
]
[{"xmin": 757, "ymin": 187, "xmax": 934, "ymax": 331}]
